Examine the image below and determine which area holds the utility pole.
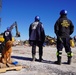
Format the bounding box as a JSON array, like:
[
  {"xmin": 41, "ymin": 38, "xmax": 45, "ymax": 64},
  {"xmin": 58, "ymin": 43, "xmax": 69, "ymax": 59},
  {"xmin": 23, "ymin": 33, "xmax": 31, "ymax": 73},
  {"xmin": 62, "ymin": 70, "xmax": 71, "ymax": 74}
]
[
  {"xmin": 0, "ymin": 0, "xmax": 2, "ymax": 32},
  {"xmin": 0, "ymin": 0, "xmax": 2, "ymax": 10}
]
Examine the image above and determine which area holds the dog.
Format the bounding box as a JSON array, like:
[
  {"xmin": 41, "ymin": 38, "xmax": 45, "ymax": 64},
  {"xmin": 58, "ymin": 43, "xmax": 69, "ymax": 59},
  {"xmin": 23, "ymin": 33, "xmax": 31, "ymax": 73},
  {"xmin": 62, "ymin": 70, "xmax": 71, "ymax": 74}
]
[{"xmin": 1, "ymin": 41, "xmax": 13, "ymax": 64}]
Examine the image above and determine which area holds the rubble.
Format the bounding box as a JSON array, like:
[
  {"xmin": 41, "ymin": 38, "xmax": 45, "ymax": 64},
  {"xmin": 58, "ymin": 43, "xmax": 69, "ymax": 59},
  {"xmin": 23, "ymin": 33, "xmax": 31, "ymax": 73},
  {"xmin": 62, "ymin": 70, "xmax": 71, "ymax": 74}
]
[{"xmin": 0, "ymin": 46, "xmax": 76, "ymax": 75}]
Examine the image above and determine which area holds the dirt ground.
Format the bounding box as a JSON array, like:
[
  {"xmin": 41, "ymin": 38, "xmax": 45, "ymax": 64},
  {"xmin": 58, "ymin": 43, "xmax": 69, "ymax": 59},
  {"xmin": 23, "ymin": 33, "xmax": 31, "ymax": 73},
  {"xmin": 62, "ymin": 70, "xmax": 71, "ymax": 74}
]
[{"xmin": 0, "ymin": 45, "xmax": 76, "ymax": 75}]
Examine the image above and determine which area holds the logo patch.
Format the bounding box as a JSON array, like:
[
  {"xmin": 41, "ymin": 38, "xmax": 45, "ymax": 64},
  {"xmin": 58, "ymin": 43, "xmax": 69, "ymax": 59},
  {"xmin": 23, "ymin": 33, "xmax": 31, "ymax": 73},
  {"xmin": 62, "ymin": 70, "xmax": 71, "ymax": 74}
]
[{"xmin": 61, "ymin": 20, "xmax": 70, "ymax": 27}]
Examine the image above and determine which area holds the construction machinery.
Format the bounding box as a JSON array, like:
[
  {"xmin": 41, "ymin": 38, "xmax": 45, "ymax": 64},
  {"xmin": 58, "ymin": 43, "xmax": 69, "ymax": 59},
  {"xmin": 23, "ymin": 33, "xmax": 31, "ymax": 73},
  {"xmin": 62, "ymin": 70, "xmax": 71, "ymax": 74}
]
[
  {"xmin": 8, "ymin": 21, "xmax": 20, "ymax": 37},
  {"xmin": 45, "ymin": 35, "xmax": 56, "ymax": 46},
  {"xmin": 0, "ymin": 21, "xmax": 20, "ymax": 42},
  {"xmin": 0, "ymin": 21, "xmax": 20, "ymax": 53}
]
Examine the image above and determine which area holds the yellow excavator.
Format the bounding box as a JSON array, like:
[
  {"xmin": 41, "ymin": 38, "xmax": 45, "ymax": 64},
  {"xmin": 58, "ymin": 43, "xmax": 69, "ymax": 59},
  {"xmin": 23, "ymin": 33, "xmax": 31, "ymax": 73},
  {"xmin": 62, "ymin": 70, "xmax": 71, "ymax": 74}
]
[
  {"xmin": 45, "ymin": 35, "xmax": 56, "ymax": 45},
  {"xmin": 0, "ymin": 21, "xmax": 20, "ymax": 53},
  {"xmin": 0, "ymin": 21, "xmax": 20, "ymax": 42}
]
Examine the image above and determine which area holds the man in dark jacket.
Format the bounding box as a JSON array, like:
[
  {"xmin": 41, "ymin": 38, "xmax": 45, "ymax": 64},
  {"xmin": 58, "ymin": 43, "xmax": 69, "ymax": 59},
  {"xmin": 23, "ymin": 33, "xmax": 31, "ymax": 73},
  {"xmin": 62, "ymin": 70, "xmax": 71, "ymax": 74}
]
[
  {"xmin": 74, "ymin": 35, "xmax": 76, "ymax": 42},
  {"xmin": 29, "ymin": 16, "xmax": 45, "ymax": 62},
  {"xmin": 0, "ymin": 27, "xmax": 12, "ymax": 53},
  {"xmin": 74, "ymin": 35, "xmax": 76, "ymax": 46},
  {"xmin": 3, "ymin": 27, "xmax": 12, "ymax": 43},
  {"xmin": 54, "ymin": 10, "xmax": 74, "ymax": 65}
]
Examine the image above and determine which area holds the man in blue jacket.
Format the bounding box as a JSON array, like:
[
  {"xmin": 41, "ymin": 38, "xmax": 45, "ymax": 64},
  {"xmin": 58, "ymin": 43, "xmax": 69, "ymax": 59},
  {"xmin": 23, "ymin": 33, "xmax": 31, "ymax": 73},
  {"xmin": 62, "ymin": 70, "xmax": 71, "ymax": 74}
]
[{"xmin": 29, "ymin": 16, "xmax": 45, "ymax": 62}]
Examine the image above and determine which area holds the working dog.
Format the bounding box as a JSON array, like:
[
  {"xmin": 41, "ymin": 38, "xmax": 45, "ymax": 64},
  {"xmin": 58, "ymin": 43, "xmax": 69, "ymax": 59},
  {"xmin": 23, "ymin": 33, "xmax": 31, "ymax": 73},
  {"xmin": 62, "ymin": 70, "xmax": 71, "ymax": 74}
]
[{"xmin": 0, "ymin": 41, "xmax": 13, "ymax": 64}]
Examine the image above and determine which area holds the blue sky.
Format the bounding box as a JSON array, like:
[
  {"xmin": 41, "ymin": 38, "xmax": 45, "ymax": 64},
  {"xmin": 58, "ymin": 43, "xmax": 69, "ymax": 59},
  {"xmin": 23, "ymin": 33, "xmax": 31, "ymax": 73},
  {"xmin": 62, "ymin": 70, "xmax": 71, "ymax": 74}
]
[{"xmin": 0, "ymin": 0, "xmax": 76, "ymax": 40}]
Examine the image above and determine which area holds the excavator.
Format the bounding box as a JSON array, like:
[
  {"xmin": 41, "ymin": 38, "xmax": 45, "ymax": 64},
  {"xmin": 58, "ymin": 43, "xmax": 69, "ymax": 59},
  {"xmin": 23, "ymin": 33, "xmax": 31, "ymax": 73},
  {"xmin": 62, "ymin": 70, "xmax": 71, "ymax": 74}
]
[
  {"xmin": 45, "ymin": 35, "xmax": 56, "ymax": 46},
  {"xmin": 0, "ymin": 21, "xmax": 20, "ymax": 42},
  {"xmin": 0, "ymin": 21, "xmax": 20, "ymax": 53}
]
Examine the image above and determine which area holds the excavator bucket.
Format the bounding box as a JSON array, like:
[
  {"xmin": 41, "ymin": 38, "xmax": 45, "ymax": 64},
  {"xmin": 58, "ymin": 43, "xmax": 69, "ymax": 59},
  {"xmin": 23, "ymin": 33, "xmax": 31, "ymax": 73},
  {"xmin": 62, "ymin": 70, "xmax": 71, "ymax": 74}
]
[{"xmin": 16, "ymin": 32, "xmax": 20, "ymax": 37}]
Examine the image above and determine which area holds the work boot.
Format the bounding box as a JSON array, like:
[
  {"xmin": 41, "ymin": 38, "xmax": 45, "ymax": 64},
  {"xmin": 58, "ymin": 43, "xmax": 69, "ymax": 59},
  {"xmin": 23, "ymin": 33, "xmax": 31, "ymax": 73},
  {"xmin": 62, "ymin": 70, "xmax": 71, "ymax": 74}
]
[
  {"xmin": 67, "ymin": 57, "xmax": 72, "ymax": 65},
  {"xmin": 54, "ymin": 56, "xmax": 61, "ymax": 65},
  {"xmin": 32, "ymin": 54, "xmax": 35, "ymax": 61},
  {"xmin": 39, "ymin": 56, "xmax": 43, "ymax": 62}
]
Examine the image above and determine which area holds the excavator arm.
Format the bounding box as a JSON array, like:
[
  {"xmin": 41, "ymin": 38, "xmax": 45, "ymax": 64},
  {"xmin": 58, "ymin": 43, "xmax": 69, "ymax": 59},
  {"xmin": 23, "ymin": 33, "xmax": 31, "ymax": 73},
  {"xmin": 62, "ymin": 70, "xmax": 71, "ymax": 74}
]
[{"xmin": 9, "ymin": 21, "xmax": 20, "ymax": 37}]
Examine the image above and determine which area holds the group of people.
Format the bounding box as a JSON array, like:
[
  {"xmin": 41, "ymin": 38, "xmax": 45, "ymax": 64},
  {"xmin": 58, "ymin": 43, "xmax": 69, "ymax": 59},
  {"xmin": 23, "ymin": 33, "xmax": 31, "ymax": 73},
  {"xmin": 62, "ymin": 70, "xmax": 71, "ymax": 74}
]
[
  {"xmin": 29, "ymin": 9, "xmax": 74, "ymax": 65},
  {"xmin": 3, "ymin": 9, "xmax": 74, "ymax": 65}
]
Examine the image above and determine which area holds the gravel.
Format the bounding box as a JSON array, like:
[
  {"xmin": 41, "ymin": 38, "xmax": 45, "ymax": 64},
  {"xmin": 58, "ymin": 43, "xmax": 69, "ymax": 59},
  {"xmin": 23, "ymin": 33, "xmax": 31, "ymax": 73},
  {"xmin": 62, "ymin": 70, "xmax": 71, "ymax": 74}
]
[{"xmin": 0, "ymin": 46, "xmax": 76, "ymax": 75}]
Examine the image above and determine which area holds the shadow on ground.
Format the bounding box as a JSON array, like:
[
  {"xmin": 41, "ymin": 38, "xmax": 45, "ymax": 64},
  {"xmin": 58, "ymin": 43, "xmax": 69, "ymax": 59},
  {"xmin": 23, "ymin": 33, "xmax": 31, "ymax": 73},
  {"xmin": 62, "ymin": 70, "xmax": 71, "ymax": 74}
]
[
  {"xmin": 11, "ymin": 56, "xmax": 32, "ymax": 61},
  {"xmin": 11, "ymin": 55, "xmax": 54, "ymax": 64}
]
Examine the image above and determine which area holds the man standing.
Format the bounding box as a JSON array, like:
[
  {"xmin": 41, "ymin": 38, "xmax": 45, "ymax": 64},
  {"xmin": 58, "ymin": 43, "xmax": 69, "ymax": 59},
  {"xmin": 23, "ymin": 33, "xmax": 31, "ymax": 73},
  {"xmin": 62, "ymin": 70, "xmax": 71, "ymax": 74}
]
[
  {"xmin": 74, "ymin": 35, "xmax": 76, "ymax": 46},
  {"xmin": 3, "ymin": 27, "xmax": 12, "ymax": 43},
  {"xmin": 54, "ymin": 10, "xmax": 74, "ymax": 65},
  {"xmin": 29, "ymin": 16, "xmax": 45, "ymax": 62},
  {"xmin": 1, "ymin": 27, "xmax": 13, "ymax": 64}
]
